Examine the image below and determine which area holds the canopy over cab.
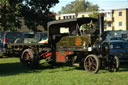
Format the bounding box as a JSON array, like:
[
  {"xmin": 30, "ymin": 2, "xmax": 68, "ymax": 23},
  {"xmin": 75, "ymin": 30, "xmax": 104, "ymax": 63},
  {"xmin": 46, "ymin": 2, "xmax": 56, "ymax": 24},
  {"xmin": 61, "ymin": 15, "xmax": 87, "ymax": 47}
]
[
  {"xmin": 48, "ymin": 17, "xmax": 98, "ymax": 36},
  {"xmin": 47, "ymin": 17, "xmax": 101, "ymax": 50}
]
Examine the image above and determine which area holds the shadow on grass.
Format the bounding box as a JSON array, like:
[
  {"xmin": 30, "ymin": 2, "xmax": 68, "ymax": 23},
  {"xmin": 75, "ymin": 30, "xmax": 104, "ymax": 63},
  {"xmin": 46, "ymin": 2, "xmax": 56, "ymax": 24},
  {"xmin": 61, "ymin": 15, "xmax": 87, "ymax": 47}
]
[
  {"xmin": 0, "ymin": 62, "xmax": 75, "ymax": 76},
  {"xmin": 119, "ymin": 65, "xmax": 128, "ymax": 72},
  {"xmin": 38, "ymin": 63, "xmax": 75, "ymax": 73},
  {"xmin": 74, "ymin": 64, "xmax": 128, "ymax": 73},
  {"xmin": 0, "ymin": 62, "xmax": 40, "ymax": 76},
  {"xmin": 40, "ymin": 63, "xmax": 128, "ymax": 73},
  {"xmin": 2, "ymin": 61, "xmax": 128, "ymax": 76}
]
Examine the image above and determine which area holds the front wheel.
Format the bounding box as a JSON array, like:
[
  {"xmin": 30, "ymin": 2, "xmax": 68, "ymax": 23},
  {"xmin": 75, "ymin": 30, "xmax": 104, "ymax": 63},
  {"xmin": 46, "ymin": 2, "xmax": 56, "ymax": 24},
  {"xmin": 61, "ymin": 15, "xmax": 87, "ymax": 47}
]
[{"xmin": 84, "ymin": 54, "xmax": 100, "ymax": 73}]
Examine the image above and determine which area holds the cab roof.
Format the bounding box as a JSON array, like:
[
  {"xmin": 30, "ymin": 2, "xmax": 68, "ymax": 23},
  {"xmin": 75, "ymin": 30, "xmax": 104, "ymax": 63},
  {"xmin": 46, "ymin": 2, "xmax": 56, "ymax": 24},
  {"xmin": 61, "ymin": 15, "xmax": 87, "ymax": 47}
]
[{"xmin": 48, "ymin": 17, "xmax": 98, "ymax": 29}]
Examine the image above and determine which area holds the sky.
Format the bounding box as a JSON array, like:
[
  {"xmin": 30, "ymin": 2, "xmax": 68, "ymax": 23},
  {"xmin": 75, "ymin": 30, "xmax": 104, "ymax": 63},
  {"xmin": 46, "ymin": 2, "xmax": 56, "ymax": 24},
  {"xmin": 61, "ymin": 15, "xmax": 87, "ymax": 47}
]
[{"xmin": 50, "ymin": 0, "xmax": 128, "ymax": 13}]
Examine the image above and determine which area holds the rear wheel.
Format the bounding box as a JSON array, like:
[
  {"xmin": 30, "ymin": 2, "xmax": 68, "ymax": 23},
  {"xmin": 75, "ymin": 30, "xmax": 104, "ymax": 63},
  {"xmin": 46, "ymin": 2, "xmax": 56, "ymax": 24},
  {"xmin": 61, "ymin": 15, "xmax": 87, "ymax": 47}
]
[
  {"xmin": 108, "ymin": 56, "xmax": 119, "ymax": 72},
  {"xmin": 84, "ymin": 54, "xmax": 100, "ymax": 73},
  {"xmin": 20, "ymin": 49, "xmax": 39, "ymax": 68}
]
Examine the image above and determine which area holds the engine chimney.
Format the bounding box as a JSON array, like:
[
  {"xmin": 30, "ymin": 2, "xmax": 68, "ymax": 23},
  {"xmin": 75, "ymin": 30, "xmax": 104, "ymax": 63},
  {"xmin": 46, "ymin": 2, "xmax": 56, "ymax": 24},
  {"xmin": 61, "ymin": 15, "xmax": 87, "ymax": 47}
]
[{"xmin": 98, "ymin": 13, "xmax": 104, "ymax": 36}]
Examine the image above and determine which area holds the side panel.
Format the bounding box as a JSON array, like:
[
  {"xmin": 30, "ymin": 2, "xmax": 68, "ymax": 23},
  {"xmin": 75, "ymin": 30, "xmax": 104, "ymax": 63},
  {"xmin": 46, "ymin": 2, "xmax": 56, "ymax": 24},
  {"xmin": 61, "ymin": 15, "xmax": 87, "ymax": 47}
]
[
  {"xmin": 56, "ymin": 51, "xmax": 72, "ymax": 63},
  {"xmin": 40, "ymin": 51, "xmax": 72, "ymax": 63},
  {"xmin": 68, "ymin": 36, "xmax": 90, "ymax": 47},
  {"xmin": 56, "ymin": 35, "xmax": 91, "ymax": 49}
]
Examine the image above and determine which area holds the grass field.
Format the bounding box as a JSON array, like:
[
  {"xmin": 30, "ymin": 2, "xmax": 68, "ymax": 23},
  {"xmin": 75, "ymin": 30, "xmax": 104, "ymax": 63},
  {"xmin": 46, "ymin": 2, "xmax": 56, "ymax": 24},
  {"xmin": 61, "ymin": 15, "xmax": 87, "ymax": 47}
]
[{"xmin": 1, "ymin": 58, "xmax": 128, "ymax": 85}]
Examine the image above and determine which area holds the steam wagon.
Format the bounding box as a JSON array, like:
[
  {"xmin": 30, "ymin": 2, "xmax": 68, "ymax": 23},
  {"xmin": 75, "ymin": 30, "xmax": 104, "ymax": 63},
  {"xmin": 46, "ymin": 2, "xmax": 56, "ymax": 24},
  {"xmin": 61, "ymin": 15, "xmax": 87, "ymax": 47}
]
[{"xmin": 8, "ymin": 14, "xmax": 119, "ymax": 73}]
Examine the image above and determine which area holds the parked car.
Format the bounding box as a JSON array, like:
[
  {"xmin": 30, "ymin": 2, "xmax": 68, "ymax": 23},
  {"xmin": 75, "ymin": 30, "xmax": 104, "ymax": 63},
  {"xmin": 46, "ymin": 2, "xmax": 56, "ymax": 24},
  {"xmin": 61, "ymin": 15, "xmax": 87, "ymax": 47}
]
[
  {"xmin": 22, "ymin": 32, "xmax": 38, "ymax": 43},
  {"xmin": 0, "ymin": 32, "xmax": 48, "ymax": 57},
  {"xmin": 0, "ymin": 32, "xmax": 4, "ymax": 43},
  {"xmin": 102, "ymin": 30, "xmax": 128, "ymax": 41},
  {"xmin": 0, "ymin": 32, "xmax": 23, "ymax": 57},
  {"xmin": 36, "ymin": 32, "xmax": 48, "ymax": 43},
  {"xmin": 109, "ymin": 40, "xmax": 128, "ymax": 63},
  {"xmin": 110, "ymin": 37, "xmax": 125, "ymax": 41},
  {"xmin": 22, "ymin": 32, "xmax": 48, "ymax": 44}
]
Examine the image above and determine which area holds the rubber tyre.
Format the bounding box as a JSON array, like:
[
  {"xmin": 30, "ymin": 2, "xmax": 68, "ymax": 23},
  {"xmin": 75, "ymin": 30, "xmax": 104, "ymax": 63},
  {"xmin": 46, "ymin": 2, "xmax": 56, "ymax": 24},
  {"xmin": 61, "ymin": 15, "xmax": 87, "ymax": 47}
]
[
  {"xmin": 84, "ymin": 54, "xmax": 100, "ymax": 73},
  {"xmin": 20, "ymin": 49, "xmax": 39, "ymax": 68},
  {"xmin": 108, "ymin": 56, "xmax": 120, "ymax": 72}
]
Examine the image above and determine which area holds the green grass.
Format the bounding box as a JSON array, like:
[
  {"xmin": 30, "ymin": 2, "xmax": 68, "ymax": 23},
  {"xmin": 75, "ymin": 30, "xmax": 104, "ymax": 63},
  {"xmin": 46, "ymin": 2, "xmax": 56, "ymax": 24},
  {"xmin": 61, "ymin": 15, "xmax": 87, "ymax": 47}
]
[{"xmin": 1, "ymin": 58, "xmax": 128, "ymax": 85}]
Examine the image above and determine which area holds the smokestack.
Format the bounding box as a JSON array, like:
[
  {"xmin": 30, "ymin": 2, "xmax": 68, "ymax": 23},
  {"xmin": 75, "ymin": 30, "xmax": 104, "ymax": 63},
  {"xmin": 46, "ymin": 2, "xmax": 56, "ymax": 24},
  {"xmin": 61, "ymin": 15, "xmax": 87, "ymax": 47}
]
[{"xmin": 98, "ymin": 13, "xmax": 104, "ymax": 36}]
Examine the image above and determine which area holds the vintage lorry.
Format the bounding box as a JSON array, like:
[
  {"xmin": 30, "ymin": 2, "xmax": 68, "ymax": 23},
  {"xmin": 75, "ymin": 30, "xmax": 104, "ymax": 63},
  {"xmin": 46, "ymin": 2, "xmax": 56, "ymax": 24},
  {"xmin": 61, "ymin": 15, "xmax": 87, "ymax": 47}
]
[{"xmin": 6, "ymin": 14, "xmax": 119, "ymax": 73}]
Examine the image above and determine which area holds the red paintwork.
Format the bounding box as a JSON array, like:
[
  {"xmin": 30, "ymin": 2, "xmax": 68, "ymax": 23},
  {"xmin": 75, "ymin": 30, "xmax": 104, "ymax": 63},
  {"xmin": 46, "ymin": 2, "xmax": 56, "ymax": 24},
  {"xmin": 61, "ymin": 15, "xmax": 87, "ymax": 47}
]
[
  {"xmin": 40, "ymin": 51, "xmax": 72, "ymax": 62},
  {"xmin": 3, "ymin": 38, "xmax": 7, "ymax": 43},
  {"xmin": 44, "ymin": 41, "xmax": 48, "ymax": 43},
  {"xmin": 40, "ymin": 52, "xmax": 52, "ymax": 59},
  {"xmin": 56, "ymin": 54, "xmax": 66, "ymax": 62},
  {"xmin": 56, "ymin": 51, "xmax": 72, "ymax": 62}
]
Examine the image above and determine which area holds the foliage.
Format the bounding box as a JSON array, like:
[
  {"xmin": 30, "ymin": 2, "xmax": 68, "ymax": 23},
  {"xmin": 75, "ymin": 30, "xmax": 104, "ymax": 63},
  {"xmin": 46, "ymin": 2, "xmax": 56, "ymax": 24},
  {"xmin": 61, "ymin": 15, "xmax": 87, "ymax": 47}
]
[
  {"xmin": 58, "ymin": 0, "xmax": 99, "ymax": 14},
  {"xmin": 88, "ymin": 12, "xmax": 99, "ymax": 18},
  {"xmin": 1, "ymin": 58, "xmax": 128, "ymax": 85},
  {"xmin": 0, "ymin": 0, "xmax": 59, "ymax": 32},
  {"xmin": 0, "ymin": 0, "xmax": 22, "ymax": 32},
  {"xmin": 58, "ymin": 2, "xmax": 75, "ymax": 14}
]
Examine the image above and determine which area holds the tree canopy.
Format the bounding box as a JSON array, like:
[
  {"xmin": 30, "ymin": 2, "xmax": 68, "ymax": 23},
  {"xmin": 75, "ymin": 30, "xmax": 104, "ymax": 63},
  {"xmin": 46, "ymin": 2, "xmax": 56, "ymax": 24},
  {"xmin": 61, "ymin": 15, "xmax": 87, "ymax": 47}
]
[
  {"xmin": 58, "ymin": 0, "xmax": 99, "ymax": 14},
  {"xmin": 0, "ymin": 0, "xmax": 59, "ymax": 32}
]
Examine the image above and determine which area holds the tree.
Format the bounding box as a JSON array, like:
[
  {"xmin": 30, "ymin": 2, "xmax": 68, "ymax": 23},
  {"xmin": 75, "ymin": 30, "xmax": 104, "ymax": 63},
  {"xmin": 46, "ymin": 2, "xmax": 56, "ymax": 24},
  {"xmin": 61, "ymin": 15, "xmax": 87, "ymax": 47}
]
[
  {"xmin": 58, "ymin": 2, "xmax": 75, "ymax": 14},
  {"xmin": 72, "ymin": 0, "xmax": 86, "ymax": 13},
  {"xmin": 58, "ymin": 0, "xmax": 99, "ymax": 14},
  {"xmin": 0, "ymin": 0, "xmax": 59, "ymax": 32},
  {"xmin": 88, "ymin": 12, "xmax": 99, "ymax": 18},
  {"xmin": 0, "ymin": 0, "xmax": 22, "ymax": 31}
]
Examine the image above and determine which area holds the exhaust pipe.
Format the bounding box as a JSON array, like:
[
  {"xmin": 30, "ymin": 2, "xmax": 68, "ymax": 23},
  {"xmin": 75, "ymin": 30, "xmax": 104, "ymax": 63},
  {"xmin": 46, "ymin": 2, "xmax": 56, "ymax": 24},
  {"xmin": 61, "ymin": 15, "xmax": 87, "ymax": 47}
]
[{"xmin": 98, "ymin": 13, "xmax": 104, "ymax": 36}]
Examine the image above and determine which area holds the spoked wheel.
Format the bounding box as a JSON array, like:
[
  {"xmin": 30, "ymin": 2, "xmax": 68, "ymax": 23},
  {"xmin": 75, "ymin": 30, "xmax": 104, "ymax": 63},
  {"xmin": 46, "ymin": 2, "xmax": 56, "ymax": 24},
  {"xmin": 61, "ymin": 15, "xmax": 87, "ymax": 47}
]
[
  {"xmin": 108, "ymin": 56, "xmax": 120, "ymax": 72},
  {"xmin": 20, "ymin": 49, "xmax": 39, "ymax": 68},
  {"xmin": 84, "ymin": 54, "xmax": 100, "ymax": 73}
]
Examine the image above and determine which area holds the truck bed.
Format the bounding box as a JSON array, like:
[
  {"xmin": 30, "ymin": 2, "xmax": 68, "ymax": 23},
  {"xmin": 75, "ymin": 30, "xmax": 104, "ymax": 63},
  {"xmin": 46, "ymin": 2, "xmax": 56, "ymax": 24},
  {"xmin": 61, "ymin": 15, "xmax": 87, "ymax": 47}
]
[{"xmin": 7, "ymin": 43, "xmax": 50, "ymax": 51}]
